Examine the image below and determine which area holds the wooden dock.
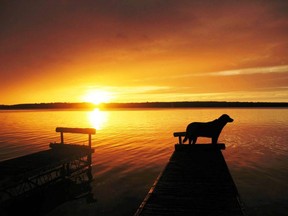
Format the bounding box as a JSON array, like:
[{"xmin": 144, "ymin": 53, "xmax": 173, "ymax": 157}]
[
  {"xmin": 0, "ymin": 127, "xmax": 96, "ymax": 203},
  {"xmin": 135, "ymin": 133, "xmax": 246, "ymax": 216}
]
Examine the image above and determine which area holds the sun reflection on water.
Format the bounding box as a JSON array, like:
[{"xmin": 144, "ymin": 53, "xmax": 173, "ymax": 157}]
[{"xmin": 88, "ymin": 108, "xmax": 108, "ymax": 130}]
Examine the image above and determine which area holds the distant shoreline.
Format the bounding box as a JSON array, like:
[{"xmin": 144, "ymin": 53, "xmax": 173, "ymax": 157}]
[{"xmin": 1, "ymin": 101, "xmax": 288, "ymax": 110}]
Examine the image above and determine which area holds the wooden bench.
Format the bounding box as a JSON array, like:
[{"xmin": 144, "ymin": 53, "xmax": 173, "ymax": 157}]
[
  {"xmin": 55, "ymin": 127, "xmax": 96, "ymax": 148},
  {"xmin": 173, "ymin": 132, "xmax": 186, "ymax": 144}
]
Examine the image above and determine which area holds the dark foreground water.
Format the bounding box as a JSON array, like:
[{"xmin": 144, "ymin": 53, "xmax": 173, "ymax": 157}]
[{"xmin": 0, "ymin": 108, "xmax": 288, "ymax": 216}]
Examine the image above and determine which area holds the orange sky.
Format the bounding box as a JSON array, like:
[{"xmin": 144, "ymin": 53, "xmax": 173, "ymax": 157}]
[{"xmin": 1, "ymin": 0, "xmax": 288, "ymax": 104}]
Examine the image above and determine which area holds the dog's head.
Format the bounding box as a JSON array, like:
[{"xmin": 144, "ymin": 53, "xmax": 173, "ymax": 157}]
[{"xmin": 218, "ymin": 114, "xmax": 234, "ymax": 123}]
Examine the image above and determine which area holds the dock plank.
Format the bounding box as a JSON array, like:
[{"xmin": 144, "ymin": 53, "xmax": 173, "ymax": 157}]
[{"xmin": 135, "ymin": 144, "xmax": 246, "ymax": 216}]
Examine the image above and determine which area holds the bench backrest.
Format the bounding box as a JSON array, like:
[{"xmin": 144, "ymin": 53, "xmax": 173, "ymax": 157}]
[
  {"xmin": 173, "ymin": 132, "xmax": 186, "ymax": 144},
  {"xmin": 55, "ymin": 127, "xmax": 96, "ymax": 147}
]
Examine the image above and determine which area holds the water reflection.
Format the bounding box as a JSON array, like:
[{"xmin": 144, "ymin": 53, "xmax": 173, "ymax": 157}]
[
  {"xmin": 88, "ymin": 108, "xmax": 108, "ymax": 130},
  {"xmin": 0, "ymin": 108, "xmax": 288, "ymax": 216}
]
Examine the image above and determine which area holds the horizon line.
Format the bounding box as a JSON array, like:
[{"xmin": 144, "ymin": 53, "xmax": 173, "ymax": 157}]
[{"xmin": 1, "ymin": 101, "xmax": 288, "ymax": 110}]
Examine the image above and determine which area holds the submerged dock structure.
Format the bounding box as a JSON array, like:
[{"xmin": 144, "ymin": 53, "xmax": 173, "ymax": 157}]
[
  {"xmin": 135, "ymin": 132, "xmax": 246, "ymax": 216},
  {"xmin": 0, "ymin": 127, "xmax": 96, "ymax": 204}
]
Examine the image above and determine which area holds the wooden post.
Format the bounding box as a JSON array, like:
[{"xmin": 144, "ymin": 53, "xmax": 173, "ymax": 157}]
[
  {"xmin": 88, "ymin": 134, "xmax": 92, "ymax": 148},
  {"xmin": 88, "ymin": 133, "xmax": 92, "ymax": 171},
  {"xmin": 60, "ymin": 132, "xmax": 64, "ymax": 144},
  {"xmin": 178, "ymin": 136, "xmax": 182, "ymax": 145}
]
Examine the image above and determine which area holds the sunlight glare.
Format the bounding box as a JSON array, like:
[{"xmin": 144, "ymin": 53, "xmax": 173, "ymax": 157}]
[{"xmin": 88, "ymin": 108, "xmax": 108, "ymax": 130}]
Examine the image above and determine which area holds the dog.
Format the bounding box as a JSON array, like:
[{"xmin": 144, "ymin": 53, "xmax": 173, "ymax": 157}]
[{"xmin": 183, "ymin": 114, "xmax": 233, "ymax": 144}]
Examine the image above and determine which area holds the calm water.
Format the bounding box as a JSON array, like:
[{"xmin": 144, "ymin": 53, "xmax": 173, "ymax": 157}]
[{"xmin": 0, "ymin": 108, "xmax": 288, "ymax": 216}]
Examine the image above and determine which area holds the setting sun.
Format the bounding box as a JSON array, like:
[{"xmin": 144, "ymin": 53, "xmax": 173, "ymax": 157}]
[{"xmin": 82, "ymin": 90, "xmax": 113, "ymax": 105}]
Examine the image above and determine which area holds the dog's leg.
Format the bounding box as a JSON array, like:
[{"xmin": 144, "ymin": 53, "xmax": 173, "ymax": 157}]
[
  {"xmin": 212, "ymin": 136, "xmax": 218, "ymax": 145},
  {"xmin": 192, "ymin": 137, "xmax": 197, "ymax": 144}
]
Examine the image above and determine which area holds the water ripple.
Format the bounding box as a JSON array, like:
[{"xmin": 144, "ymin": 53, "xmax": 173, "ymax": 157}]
[{"xmin": 1, "ymin": 109, "xmax": 288, "ymax": 216}]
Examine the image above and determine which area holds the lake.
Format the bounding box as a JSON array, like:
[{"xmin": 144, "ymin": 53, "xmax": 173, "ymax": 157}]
[{"xmin": 0, "ymin": 108, "xmax": 288, "ymax": 216}]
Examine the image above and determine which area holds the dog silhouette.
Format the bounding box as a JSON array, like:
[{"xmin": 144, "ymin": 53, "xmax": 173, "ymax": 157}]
[{"xmin": 183, "ymin": 114, "xmax": 234, "ymax": 144}]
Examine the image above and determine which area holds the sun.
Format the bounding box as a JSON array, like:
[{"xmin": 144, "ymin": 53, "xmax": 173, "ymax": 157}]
[{"xmin": 83, "ymin": 90, "xmax": 113, "ymax": 105}]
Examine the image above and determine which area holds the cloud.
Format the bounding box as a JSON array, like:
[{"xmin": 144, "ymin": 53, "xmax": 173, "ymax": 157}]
[{"xmin": 194, "ymin": 65, "xmax": 288, "ymax": 76}]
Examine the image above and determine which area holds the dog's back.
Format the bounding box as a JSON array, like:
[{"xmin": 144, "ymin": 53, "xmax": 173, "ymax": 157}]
[
  {"xmin": 183, "ymin": 114, "xmax": 233, "ymax": 144},
  {"xmin": 186, "ymin": 120, "xmax": 218, "ymax": 137}
]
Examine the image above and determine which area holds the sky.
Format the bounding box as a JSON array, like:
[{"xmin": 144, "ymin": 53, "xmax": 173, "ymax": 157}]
[{"xmin": 1, "ymin": 0, "xmax": 288, "ymax": 104}]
